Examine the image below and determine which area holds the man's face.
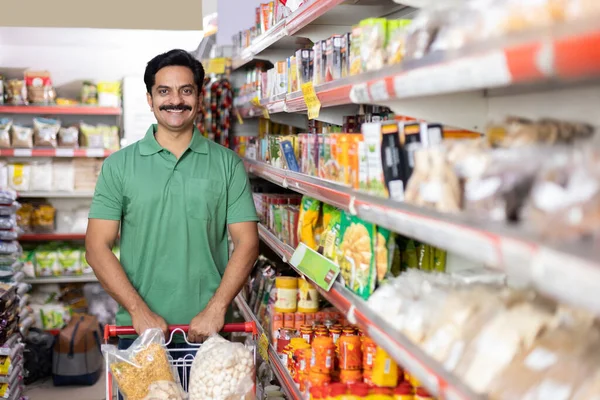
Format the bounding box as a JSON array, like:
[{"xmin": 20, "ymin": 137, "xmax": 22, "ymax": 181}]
[{"xmin": 147, "ymin": 65, "xmax": 200, "ymax": 132}]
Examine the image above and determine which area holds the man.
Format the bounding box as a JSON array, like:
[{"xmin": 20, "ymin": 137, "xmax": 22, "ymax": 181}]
[{"xmin": 85, "ymin": 49, "xmax": 259, "ymax": 352}]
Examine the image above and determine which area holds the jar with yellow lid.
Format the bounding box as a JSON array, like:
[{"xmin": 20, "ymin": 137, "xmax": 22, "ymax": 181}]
[
  {"xmin": 298, "ymin": 278, "xmax": 320, "ymax": 312},
  {"xmin": 275, "ymin": 276, "xmax": 298, "ymax": 313},
  {"xmin": 367, "ymin": 387, "xmax": 393, "ymax": 400},
  {"xmin": 311, "ymin": 336, "xmax": 336, "ymax": 374},
  {"xmin": 394, "ymin": 382, "xmax": 414, "ymax": 400}
]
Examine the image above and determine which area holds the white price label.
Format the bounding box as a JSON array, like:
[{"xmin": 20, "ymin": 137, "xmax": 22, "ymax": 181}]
[
  {"xmin": 13, "ymin": 149, "xmax": 32, "ymax": 157},
  {"xmin": 55, "ymin": 148, "xmax": 75, "ymax": 157},
  {"xmin": 349, "ymin": 83, "xmax": 371, "ymax": 104},
  {"xmin": 85, "ymin": 148, "xmax": 105, "ymax": 157},
  {"xmin": 369, "ymin": 80, "xmax": 390, "ymax": 102}
]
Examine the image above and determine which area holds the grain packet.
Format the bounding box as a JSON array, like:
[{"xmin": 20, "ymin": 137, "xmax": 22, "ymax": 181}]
[{"xmin": 337, "ymin": 211, "xmax": 376, "ymax": 300}]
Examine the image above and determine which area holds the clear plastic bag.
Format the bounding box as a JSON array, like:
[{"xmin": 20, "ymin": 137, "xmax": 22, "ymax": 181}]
[
  {"xmin": 0, "ymin": 119, "xmax": 12, "ymax": 149},
  {"xmin": 0, "ymin": 241, "xmax": 21, "ymax": 256},
  {"xmin": 188, "ymin": 334, "xmax": 255, "ymax": 400},
  {"xmin": 0, "ymin": 191, "xmax": 17, "ymax": 206},
  {"xmin": 0, "ymin": 216, "xmax": 17, "ymax": 231},
  {"xmin": 102, "ymin": 328, "xmax": 185, "ymax": 400},
  {"xmin": 0, "ymin": 203, "xmax": 20, "ymax": 217}
]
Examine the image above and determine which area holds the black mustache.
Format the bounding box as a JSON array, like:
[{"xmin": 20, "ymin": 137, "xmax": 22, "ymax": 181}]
[{"xmin": 159, "ymin": 104, "xmax": 192, "ymax": 111}]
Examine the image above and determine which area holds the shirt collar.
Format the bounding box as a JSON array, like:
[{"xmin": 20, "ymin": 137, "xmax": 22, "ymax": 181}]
[{"xmin": 139, "ymin": 124, "xmax": 208, "ymax": 156}]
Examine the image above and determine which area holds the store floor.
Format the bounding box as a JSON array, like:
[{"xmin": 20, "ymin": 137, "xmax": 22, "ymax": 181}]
[{"xmin": 24, "ymin": 372, "xmax": 108, "ymax": 400}]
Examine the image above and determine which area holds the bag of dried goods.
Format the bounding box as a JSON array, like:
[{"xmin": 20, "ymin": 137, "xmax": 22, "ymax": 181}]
[
  {"xmin": 10, "ymin": 126, "xmax": 33, "ymax": 149},
  {"xmin": 188, "ymin": 334, "xmax": 254, "ymax": 400},
  {"xmin": 102, "ymin": 328, "xmax": 185, "ymax": 400},
  {"xmin": 0, "ymin": 119, "xmax": 12, "ymax": 149},
  {"xmin": 33, "ymin": 117, "xmax": 61, "ymax": 148},
  {"xmin": 297, "ymin": 197, "xmax": 321, "ymax": 250}
]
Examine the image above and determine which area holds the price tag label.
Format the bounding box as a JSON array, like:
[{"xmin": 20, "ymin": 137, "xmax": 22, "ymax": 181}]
[
  {"xmin": 85, "ymin": 148, "xmax": 105, "ymax": 158},
  {"xmin": 301, "ymin": 82, "xmax": 321, "ymax": 120},
  {"xmin": 349, "ymin": 83, "xmax": 370, "ymax": 104},
  {"xmin": 206, "ymin": 57, "xmax": 228, "ymax": 75},
  {"xmin": 369, "ymin": 80, "xmax": 390, "ymax": 102},
  {"xmin": 55, "ymin": 148, "xmax": 75, "ymax": 157},
  {"xmin": 258, "ymin": 332, "xmax": 269, "ymax": 363},
  {"xmin": 13, "ymin": 149, "xmax": 32, "ymax": 157},
  {"xmin": 289, "ymin": 242, "xmax": 340, "ymax": 292}
]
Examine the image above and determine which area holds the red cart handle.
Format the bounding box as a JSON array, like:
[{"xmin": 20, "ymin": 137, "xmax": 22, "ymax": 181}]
[{"xmin": 104, "ymin": 322, "xmax": 257, "ymax": 340}]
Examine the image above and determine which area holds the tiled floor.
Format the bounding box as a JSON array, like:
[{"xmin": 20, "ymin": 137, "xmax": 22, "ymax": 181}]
[{"xmin": 24, "ymin": 372, "xmax": 108, "ymax": 400}]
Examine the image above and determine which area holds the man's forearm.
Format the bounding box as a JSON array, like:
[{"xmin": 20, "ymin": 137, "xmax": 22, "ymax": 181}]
[
  {"xmin": 86, "ymin": 246, "xmax": 148, "ymax": 315},
  {"xmin": 206, "ymin": 240, "xmax": 259, "ymax": 312}
]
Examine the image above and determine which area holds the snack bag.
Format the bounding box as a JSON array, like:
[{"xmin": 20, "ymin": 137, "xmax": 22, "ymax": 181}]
[
  {"xmin": 188, "ymin": 334, "xmax": 254, "ymax": 400},
  {"xmin": 337, "ymin": 211, "xmax": 376, "ymax": 300},
  {"xmin": 319, "ymin": 206, "xmax": 342, "ymax": 263},
  {"xmin": 297, "ymin": 197, "xmax": 321, "ymax": 250},
  {"xmin": 102, "ymin": 328, "xmax": 185, "ymax": 400}
]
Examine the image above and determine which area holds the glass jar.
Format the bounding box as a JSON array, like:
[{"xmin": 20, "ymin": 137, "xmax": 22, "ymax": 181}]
[
  {"xmin": 311, "ymin": 336, "xmax": 336, "ymax": 374},
  {"xmin": 276, "ymin": 327, "xmax": 297, "ymax": 353},
  {"xmin": 298, "ymin": 278, "xmax": 319, "ymax": 312},
  {"xmin": 315, "ymin": 327, "xmax": 330, "ymax": 338},
  {"xmin": 362, "ymin": 336, "xmax": 377, "ymax": 371},
  {"xmin": 274, "ymin": 276, "xmax": 298, "ymax": 313},
  {"xmin": 294, "ymin": 347, "xmax": 312, "ymax": 383},
  {"xmin": 308, "ymin": 370, "xmax": 331, "ymax": 391},
  {"xmin": 329, "ymin": 326, "xmax": 343, "ymax": 345},
  {"xmin": 300, "ymin": 324, "xmax": 315, "ymax": 344},
  {"xmin": 339, "ymin": 329, "xmax": 362, "ymax": 370}
]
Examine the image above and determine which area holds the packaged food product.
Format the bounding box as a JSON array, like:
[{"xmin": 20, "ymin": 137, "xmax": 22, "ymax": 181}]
[
  {"xmin": 25, "ymin": 71, "xmax": 55, "ymax": 104},
  {"xmin": 99, "ymin": 124, "xmax": 120, "ymax": 151},
  {"xmin": 372, "ymin": 346, "xmax": 399, "ymax": 388},
  {"xmin": 10, "ymin": 126, "xmax": 33, "ymax": 149},
  {"xmin": 81, "ymin": 81, "xmax": 98, "ymax": 105},
  {"xmin": 7, "ymin": 164, "xmax": 31, "ymax": 192},
  {"xmin": 338, "ymin": 328, "xmax": 362, "ymax": 370},
  {"xmin": 274, "ymin": 276, "xmax": 298, "ymax": 313},
  {"xmin": 103, "ymin": 328, "xmax": 183, "ymax": 400},
  {"xmin": 297, "ymin": 197, "xmax": 322, "ymax": 250},
  {"xmin": 32, "ymin": 204, "xmax": 55, "ymax": 233},
  {"xmin": 30, "ymin": 161, "xmax": 53, "ymax": 192},
  {"xmin": 57, "ymin": 248, "xmax": 82, "ymax": 276},
  {"xmin": 79, "ymin": 122, "xmax": 104, "ymax": 148},
  {"xmin": 310, "ymin": 336, "xmax": 336, "ymax": 374},
  {"xmin": 387, "ymin": 19, "xmax": 412, "ymax": 65},
  {"xmin": 361, "ymin": 122, "xmax": 387, "ymax": 197},
  {"xmin": 0, "ymin": 120, "xmax": 12, "ymax": 149},
  {"xmin": 380, "ymin": 121, "xmax": 405, "ymax": 201},
  {"xmin": 33, "ymin": 117, "xmax": 60, "ymax": 147},
  {"xmin": 97, "ymin": 81, "xmax": 121, "ymax": 107},
  {"xmin": 360, "ymin": 18, "xmax": 388, "ymax": 72},
  {"xmin": 297, "ymin": 279, "xmax": 319, "ymax": 313},
  {"xmin": 58, "ymin": 126, "xmax": 80, "ymax": 148},
  {"xmin": 349, "ymin": 26, "xmax": 363, "ymax": 76},
  {"xmin": 338, "ymin": 212, "xmax": 376, "ymax": 300},
  {"xmin": 35, "ymin": 248, "xmax": 59, "ymax": 277},
  {"xmin": 6, "ymin": 80, "xmax": 27, "ymax": 106},
  {"xmin": 52, "ymin": 160, "xmax": 75, "ymax": 192}
]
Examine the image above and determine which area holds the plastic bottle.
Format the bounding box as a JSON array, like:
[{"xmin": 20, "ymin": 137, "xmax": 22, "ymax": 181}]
[{"xmin": 274, "ymin": 276, "xmax": 298, "ymax": 313}]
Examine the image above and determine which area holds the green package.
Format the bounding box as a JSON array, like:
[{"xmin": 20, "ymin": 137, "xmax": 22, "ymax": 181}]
[
  {"xmin": 319, "ymin": 206, "xmax": 342, "ymax": 263},
  {"xmin": 58, "ymin": 247, "xmax": 82, "ymax": 275},
  {"xmin": 337, "ymin": 211, "xmax": 376, "ymax": 300},
  {"xmin": 35, "ymin": 249, "xmax": 59, "ymax": 277}
]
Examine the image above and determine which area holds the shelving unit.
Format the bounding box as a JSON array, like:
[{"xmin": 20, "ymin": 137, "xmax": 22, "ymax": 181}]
[
  {"xmin": 0, "ymin": 148, "xmax": 113, "ymax": 158},
  {"xmin": 256, "ymin": 224, "xmax": 481, "ymax": 400},
  {"xmin": 24, "ymin": 274, "xmax": 98, "ymax": 284},
  {"xmin": 245, "ymin": 158, "xmax": 600, "ymax": 317},
  {"xmin": 0, "ymin": 105, "xmax": 122, "ymax": 116},
  {"xmin": 234, "ymin": 294, "xmax": 304, "ymax": 400},
  {"xmin": 17, "ymin": 191, "xmax": 95, "ymax": 198},
  {"xmin": 19, "ymin": 233, "xmax": 86, "ymax": 241}
]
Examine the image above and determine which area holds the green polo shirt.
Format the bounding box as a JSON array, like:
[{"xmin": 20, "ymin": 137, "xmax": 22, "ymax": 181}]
[{"xmin": 89, "ymin": 124, "xmax": 258, "ymax": 329}]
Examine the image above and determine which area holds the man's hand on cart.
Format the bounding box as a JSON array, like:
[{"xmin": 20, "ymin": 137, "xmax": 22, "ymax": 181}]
[
  {"xmin": 131, "ymin": 305, "xmax": 169, "ymax": 338},
  {"xmin": 188, "ymin": 303, "xmax": 226, "ymax": 342}
]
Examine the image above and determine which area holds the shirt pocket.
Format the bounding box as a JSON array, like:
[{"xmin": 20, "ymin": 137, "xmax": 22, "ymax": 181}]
[{"xmin": 186, "ymin": 178, "xmax": 223, "ymax": 220}]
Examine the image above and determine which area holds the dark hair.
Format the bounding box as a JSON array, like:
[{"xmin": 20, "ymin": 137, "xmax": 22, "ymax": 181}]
[{"xmin": 144, "ymin": 49, "xmax": 205, "ymax": 94}]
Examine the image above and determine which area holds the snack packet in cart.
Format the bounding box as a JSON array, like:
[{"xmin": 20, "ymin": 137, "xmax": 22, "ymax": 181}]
[
  {"xmin": 102, "ymin": 328, "xmax": 186, "ymax": 400},
  {"xmin": 188, "ymin": 334, "xmax": 255, "ymax": 400}
]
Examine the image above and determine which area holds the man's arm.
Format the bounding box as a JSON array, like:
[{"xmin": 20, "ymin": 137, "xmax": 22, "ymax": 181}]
[
  {"xmin": 86, "ymin": 219, "xmax": 168, "ymax": 337},
  {"xmin": 188, "ymin": 221, "xmax": 259, "ymax": 341}
]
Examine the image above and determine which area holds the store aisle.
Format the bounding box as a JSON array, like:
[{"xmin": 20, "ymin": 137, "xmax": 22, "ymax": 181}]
[{"xmin": 24, "ymin": 372, "xmax": 107, "ymax": 400}]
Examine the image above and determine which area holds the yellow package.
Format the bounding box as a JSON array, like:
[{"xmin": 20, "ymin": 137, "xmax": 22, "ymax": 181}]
[
  {"xmin": 375, "ymin": 227, "xmax": 396, "ymax": 285},
  {"xmin": 319, "ymin": 205, "xmax": 342, "ymax": 263},
  {"xmin": 372, "ymin": 346, "xmax": 399, "ymax": 387},
  {"xmin": 297, "ymin": 197, "xmax": 321, "ymax": 250}
]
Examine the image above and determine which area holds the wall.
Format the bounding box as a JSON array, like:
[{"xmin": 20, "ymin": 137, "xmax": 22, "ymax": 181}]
[{"xmin": 216, "ymin": 0, "xmax": 262, "ymax": 46}]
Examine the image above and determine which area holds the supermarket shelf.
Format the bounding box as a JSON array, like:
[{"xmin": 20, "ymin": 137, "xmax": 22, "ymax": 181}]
[
  {"xmin": 245, "ymin": 158, "xmax": 600, "ymax": 316},
  {"xmin": 231, "ymin": 0, "xmax": 345, "ymax": 70},
  {"xmin": 234, "ymin": 294, "xmax": 304, "ymax": 400},
  {"xmin": 19, "ymin": 233, "xmax": 86, "ymax": 241},
  {"xmin": 17, "ymin": 191, "xmax": 95, "ymax": 198},
  {"xmin": 0, "ymin": 148, "xmax": 113, "ymax": 158},
  {"xmin": 256, "ymin": 224, "xmax": 482, "ymax": 400},
  {"xmin": 236, "ymin": 20, "xmax": 600, "ymax": 119},
  {"xmin": 0, "ymin": 105, "xmax": 122, "ymax": 116},
  {"xmin": 24, "ymin": 274, "xmax": 98, "ymax": 284}
]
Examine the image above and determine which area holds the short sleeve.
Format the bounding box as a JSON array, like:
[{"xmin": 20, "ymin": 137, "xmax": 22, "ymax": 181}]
[
  {"xmin": 226, "ymin": 159, "xmax": 259, "ymax": 225},
  {"xmin": 89, "ymin": 156, "xmax": 123, "ymax": 221}
]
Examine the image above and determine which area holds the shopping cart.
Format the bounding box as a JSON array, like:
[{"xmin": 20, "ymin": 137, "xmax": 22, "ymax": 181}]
[{"xmin": 103, "ymin": 322, "xmax": 258, "ymax": 399}]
